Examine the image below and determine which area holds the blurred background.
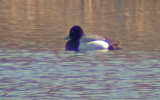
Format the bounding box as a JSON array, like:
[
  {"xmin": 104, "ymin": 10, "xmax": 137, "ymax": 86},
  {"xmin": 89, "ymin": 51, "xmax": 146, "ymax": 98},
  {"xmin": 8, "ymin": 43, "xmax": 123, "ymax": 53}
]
[
  {"xmin": 0, "ymin": 0, "xmax": 160, "ymax": 100},
  {"xmin": 0, "ymin": 0, "xmax": 160, "ymax": 51}
]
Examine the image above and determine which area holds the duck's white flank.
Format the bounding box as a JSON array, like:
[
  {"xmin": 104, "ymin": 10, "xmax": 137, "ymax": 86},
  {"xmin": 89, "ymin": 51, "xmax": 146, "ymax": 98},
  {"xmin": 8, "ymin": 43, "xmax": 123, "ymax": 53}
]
[{"xmin": 87, "ymin": 40, "xmax": 109, "ymax": 49}]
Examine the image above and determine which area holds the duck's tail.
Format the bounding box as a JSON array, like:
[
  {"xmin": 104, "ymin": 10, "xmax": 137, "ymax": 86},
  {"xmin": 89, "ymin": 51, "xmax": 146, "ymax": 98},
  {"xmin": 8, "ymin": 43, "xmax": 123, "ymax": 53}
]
[
  {"xmin": 104, "ymin": 37, "xmax": 121, "ymax": 50},
  {"xmin": 108, "ymin": 41, "xmax": 121, "ymax": 50}
]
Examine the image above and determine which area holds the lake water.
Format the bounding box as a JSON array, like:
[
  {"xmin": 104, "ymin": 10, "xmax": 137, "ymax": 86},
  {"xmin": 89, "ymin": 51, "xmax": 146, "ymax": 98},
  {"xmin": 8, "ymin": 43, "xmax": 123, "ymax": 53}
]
[{"xmin": 0, "ymin": 0, "xmax": 160, "ymax": 100}]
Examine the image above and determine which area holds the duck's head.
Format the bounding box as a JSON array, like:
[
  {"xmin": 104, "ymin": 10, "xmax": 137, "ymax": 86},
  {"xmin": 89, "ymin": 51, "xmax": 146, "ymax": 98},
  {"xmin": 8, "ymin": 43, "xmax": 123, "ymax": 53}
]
[{"xmin": 64, "ymin": 25, "xmax": 84, "ymax": 40}]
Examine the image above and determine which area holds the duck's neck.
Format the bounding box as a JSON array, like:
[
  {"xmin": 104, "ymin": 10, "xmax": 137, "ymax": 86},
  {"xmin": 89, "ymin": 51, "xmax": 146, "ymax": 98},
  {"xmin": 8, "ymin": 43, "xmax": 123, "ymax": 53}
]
[{"xmin": 65, "ymin": 40, "xmax": 80, "ymax": 51}]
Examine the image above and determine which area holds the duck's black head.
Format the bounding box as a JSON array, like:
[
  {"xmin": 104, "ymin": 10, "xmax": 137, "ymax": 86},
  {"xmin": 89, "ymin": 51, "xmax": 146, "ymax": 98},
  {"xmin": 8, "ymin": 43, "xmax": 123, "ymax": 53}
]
[
  {"xmin": 69, "ymin": 25, "xmax": 84, "ymax": 40},
  {"xmin": 64, "ymin": 25, "xmax": 84, "ymax": 51}
]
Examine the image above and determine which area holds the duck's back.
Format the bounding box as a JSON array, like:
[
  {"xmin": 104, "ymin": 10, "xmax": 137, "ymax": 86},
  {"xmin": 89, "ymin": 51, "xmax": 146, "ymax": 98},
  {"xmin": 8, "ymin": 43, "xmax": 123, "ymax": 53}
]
[{"xmin": 80, "ymin": 34, "xmax": 106, "ymax": 42}]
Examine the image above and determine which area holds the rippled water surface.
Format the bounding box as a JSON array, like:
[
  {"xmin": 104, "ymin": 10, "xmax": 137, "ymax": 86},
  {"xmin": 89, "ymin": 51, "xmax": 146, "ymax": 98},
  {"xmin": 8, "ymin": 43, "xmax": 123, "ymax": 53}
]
[{"xmin": 0, "ymin": 0, "xmax": 160, "ymax": 100}]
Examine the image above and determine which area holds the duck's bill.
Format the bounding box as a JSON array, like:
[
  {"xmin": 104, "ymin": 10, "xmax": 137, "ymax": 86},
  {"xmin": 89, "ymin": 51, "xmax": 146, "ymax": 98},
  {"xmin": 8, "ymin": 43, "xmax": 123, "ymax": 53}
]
[{"xmin": 63, "ymin": 35, "xmax": 71, "ymax": 40}]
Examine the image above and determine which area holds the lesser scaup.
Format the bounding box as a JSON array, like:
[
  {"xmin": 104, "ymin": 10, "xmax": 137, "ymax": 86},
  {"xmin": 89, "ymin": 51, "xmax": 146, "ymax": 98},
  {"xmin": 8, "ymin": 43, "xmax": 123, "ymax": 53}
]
[{"xmin": 63, "ymin": 25, "xmax": 120, "ymax": 51}]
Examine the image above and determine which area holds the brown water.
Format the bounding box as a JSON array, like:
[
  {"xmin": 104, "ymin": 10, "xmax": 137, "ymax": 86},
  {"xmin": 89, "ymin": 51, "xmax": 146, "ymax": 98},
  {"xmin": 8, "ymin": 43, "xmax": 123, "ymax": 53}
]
[{"xmin": 0, "ymin": 0, "xmax": 160, "ymax": 100}]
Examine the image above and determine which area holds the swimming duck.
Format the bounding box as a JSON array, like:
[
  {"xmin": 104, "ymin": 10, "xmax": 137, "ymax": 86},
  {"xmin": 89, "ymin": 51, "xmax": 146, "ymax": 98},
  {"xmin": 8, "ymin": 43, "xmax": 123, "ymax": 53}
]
[{"xmin": 63, "ymin": 25, "xmax": 120, "ymax": 51}]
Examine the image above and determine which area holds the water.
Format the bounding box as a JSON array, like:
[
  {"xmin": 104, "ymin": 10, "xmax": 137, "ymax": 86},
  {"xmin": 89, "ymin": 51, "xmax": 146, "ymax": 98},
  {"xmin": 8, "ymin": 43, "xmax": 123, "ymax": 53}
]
[{"xmin": 0, "ymin": 0, "xmax": 160, "ymax": 100}]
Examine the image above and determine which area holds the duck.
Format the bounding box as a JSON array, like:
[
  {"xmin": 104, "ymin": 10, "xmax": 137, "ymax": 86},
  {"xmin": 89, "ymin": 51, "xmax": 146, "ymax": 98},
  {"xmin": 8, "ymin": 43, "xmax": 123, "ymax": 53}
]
[{"xmin": 63, "ymin": 25, "xmax": 120, "ymax": 51}]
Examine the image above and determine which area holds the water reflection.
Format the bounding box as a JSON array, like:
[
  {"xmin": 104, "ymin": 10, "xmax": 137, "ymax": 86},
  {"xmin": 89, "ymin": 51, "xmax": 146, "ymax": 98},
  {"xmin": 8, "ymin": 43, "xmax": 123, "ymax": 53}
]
[
  {"xmin": 0, "ymin": 0, "xmax": 160, "ymax": 100},
  {"xmin": 0, "ymin": 49, "xmax": 160, "ymax": 99}
]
